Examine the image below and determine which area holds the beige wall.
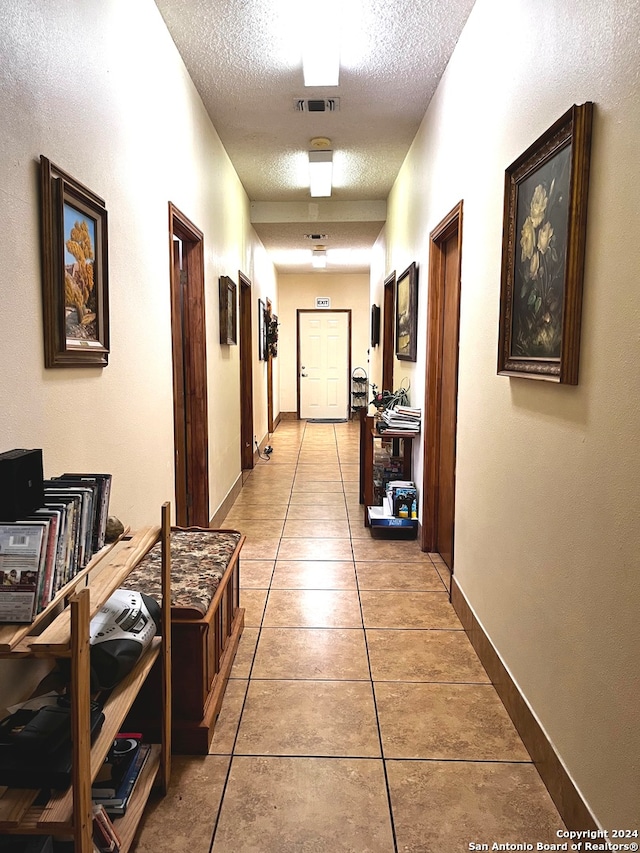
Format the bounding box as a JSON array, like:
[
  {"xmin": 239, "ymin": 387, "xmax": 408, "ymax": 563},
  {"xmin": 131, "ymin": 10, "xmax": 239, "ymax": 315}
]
[
  {"xmin": 0, "ymin": 1, "xmax": 275, "ymax": 701},
  {"xmin": 376, "ymin": 0, "xmax": 640, "ymax": 828},
  {"xmin": 0, "ymin": 0, "xmax": 275, "ymax": 528},
  {"xmin": 278, "ymin": 273, "xmax": 371, "ymax": 414}
]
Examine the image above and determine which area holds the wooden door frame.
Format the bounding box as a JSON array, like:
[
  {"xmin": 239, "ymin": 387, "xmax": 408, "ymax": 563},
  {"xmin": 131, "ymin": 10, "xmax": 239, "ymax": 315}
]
[
  {"xmin": 382, "ymin": 271, "xmax": 396, "ymax": 393},
  {"xmin": 239, "ymin": 271, "xmax": 254, "ymax": 469},
  {"xmin": 296, "ymin": 309, "xmax": 352, "ymax": 420},
  {"xmin": 266, "ymin": 297, "xmax": 274, "ymax": 433},
  {"xmin": 168, "ymin": 202, "xmax": 209, "ymax": 527},
  {"xmin": 422, "ymin": 201, "xmax": 463, "ymax": 555}
]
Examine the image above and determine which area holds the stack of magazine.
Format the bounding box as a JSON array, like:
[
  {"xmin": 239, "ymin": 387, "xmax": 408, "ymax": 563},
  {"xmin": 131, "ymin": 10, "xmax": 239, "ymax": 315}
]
[
  {"xmin": 378, "ymin": 405, "xmax": 421, "ymax": 434},
  {"xmin": 0, "ymin": 473, "xmax": 112, "ymax": 623}
]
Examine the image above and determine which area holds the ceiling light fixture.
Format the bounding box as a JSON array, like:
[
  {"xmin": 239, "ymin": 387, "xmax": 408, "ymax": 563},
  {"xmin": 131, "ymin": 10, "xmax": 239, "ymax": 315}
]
[
  {"xmin": 308, "ymin": 149, "xmax": 333, "ymax": 198},
  {"xmin": 311, "ymin": 246, "xmax": 327, "ymax": 269},
  {"xmin": 302, "ymin": 19, "xmax": 340, "ymax": 86}
]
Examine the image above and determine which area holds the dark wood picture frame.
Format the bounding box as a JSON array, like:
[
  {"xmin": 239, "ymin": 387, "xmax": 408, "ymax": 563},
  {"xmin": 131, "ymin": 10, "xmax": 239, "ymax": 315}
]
[
  {"xmin": 258, "ymin": 298, "xmax": 267, "ymax": 360},
  {"xmin": 497, "ymin": 102, "xmax": 593, "ymax": 384},
  {"xmin": 395, "ymin": 262, "xmax": 418, "ymax": 361},
  {"xmin": 219, "ymin": 275, "xmax": 237, "ymax": 345},
  {"xmin": 267, "ymin": 314, "xmax": 279, "ymax": 358},
  {"xmin": 40, "ymin": 156, "xmax": 109, "ymax": 367},
  {"xmin": 371, "ymin": 304, "xmax": 380, "ymax": 347}
]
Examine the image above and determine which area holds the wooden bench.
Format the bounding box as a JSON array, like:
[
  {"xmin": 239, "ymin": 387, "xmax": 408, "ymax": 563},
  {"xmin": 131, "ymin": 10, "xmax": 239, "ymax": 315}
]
[{"xmin": 122, "ymin": 526, "xmax": 245, "ymax": 754}]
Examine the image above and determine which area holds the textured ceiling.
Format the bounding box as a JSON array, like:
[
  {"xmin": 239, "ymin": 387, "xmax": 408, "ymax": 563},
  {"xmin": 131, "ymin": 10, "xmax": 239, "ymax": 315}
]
[{"xmin": 154, "ymin": 0, "xmax": 476, "ymax": 272}]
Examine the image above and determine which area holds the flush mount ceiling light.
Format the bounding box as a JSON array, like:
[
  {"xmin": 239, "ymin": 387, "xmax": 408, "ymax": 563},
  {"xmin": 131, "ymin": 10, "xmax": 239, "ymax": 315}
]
[
  {"xmin": 302, "ymin": 14, "xmax": 340, "ymax": 86},
  {"xmin": 311, "ymin": 245, "xmax": 327, "ymax": 269},
  {"xmin": 308, "ymin": 142, "xmax": 333, "ymax": 197}
]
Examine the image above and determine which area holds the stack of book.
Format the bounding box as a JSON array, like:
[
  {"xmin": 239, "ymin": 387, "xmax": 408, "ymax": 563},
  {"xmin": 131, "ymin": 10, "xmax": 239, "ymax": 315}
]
[
  {"xmin": 92, "ymin": 735, "xmax": 152, "ymax": 819},
  {"xmin": 0, "ymin": 472, "xmax": 111, "ymax": 622},
  {"xmin": 379, "ymin": 405, "xmax": 421, "ymax": 434},
  {"xmin": 386, "ymin": 480, "xmax": 418, "ymax": 519}
]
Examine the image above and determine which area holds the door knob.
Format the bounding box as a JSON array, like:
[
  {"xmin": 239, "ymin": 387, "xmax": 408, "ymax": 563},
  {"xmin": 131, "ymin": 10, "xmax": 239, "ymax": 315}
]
[{"xmin": 301, "ymin": 372, "xmax": 308, "ymax": 378}]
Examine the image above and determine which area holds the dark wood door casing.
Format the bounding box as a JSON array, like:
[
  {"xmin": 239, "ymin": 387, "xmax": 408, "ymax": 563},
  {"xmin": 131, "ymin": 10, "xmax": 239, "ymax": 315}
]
[
  {"xmin": 168, "ymin": 202, "xmax": 209, "ymax": 527},
  {"xmin": 266, "ymin": 298, "xmax": 274, "ymax": 433},
  {"xmin": 422, "ymin": 201, "xmax": 463, "ymax": 569},
  {"xmin": 435, "ymin": 233, "xmax": 460, "ymax": 568},
  {"xmin": 171, "ymin": 240, "xmax": 188, "ymax": 520},
  {"xmin": 239, "ymin": 271, "xmax": 254, "ymax": 470},
  {"xmin": 382, "ymin": 271, "xmax": 396, "ymax": 394}
]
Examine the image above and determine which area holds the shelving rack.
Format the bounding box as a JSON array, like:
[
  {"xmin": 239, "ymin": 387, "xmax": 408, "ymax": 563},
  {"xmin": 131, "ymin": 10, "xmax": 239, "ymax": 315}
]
[
  {"xmin": 359, "ymin": 412, "xmax": 418, "ymax": 537},
  {"xmin": 0, "ymin": 503, "xmax": 172, "ymax": 852},
  {"xmin": 351, "ymin": 368, "xmax": 368, "ymax": 418}
]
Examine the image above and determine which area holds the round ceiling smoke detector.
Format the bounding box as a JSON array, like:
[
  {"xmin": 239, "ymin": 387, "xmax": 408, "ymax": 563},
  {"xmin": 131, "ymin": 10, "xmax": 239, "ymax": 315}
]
[{"xmin": 309, "ymin": 137, "xmax": 331, "ymax": 149}]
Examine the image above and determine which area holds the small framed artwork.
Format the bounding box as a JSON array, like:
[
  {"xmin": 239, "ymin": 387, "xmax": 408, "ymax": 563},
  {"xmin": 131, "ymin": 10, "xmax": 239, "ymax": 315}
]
[
  {"xmin": 395, "ymin": 262, "xmax": 418, "ymax": 361},
  {"xmin": 497, "ymin": 102, "xmax": 593, "ymax": 384},
  {"xmin": 219, "ymin": 275, "xmax": 237, "ymax": 345},
  {"xmin": 371, "ymin": 304, "xmax": 380, "ymax": 347},
  {"xmin": 267, "ymin": 314, "xmax": 279, "ymax": 358},
  {"xmin": 258, "ymin": 298, "xmax": 267, "ymax": 360},
  {"xmin": 40, "ymin": 156, "xmax": 110, "ymax": 367}
]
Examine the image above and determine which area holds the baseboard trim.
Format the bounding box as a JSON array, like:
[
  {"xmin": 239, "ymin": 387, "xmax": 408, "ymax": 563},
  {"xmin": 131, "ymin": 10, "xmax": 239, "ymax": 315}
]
[
  {"xmin": 278, "ymin": 411, "xmax": 298, "ymax": 420},
  {"xmin": 272, "ymin": 412, "xmax": 281, "ymax": 431},
  {"xmin": 451, "ymin": 578, "xmax": 596, "ymax": 832},
  {"xmin": 210, "ymin": 473, "xmax": 242, "ymax": 528}
]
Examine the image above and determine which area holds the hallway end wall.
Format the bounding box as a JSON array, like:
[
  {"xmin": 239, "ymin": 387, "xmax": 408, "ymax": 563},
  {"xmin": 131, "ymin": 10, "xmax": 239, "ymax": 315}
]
[
  {"xmin": 278, "ymin": 274, "xmax": 371, "ymax": 416},
  {"xmin": 380, "ymin": 0, "xmax": 640, "ymax": 829}
]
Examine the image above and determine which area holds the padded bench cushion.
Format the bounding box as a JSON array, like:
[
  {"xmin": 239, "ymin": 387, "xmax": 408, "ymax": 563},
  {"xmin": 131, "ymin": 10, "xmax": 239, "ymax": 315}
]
[{"xmin": 122, "ymin": 529, "xmax": 242, "ymax": 619}]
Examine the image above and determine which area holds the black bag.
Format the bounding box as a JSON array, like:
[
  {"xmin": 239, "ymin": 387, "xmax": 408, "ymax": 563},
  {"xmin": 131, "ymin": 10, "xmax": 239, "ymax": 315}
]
[{"xmin": 0, "ymin": 698, "xmax": 104, "ymax": 789}]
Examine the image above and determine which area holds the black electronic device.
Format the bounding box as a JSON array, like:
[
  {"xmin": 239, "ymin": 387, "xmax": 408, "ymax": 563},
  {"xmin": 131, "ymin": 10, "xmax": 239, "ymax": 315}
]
[
  {"xmin": 0, "ymin": 449, "xmax": 44, "ymax": 522},
  {"xmin": 0, "ymin": 699, "xmax": 104, "ymax": 789}
]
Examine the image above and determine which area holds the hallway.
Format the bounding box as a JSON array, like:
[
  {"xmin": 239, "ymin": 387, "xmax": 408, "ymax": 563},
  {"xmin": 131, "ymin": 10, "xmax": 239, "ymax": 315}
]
[{"xmin": 135, "ymin": 419, "xmax": 565, "ymax": 852}]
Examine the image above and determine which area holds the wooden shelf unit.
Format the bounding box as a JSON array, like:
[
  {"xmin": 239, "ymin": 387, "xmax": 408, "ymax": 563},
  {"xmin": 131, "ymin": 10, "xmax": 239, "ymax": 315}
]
[
  {"xmin": 359, "ymin": 411, "xmax": 418, "ymax": 535},
  {"xmin": 0, "ymin": 503, "xmax": 172, "ymax": 852}
]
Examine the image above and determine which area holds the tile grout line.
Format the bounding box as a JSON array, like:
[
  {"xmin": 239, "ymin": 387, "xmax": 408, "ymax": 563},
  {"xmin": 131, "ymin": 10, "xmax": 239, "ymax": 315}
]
[
  {"xmin": 214, "ymin": 422, "xmax": 400, "ymax": 851},
  {"xmin": 209, "ymin": 426, "xmax": 306, "ymax": 851},
  {"xmin": 348, "ymin": 425, "xmax": 400, "ymax": 853},
  {"xmin": 357, "ymin": 602, "xmax": 400, "ymax": 852}
]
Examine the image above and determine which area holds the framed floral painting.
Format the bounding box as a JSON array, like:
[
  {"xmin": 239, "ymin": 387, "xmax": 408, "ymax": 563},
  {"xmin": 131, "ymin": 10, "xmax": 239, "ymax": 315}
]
[{"xmin": 497, "ymin": 102, "xmax": 593, "ymax": 384}]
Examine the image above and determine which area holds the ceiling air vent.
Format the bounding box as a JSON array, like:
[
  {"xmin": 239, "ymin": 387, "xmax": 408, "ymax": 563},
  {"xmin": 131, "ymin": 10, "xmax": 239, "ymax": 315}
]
[{"xmin": 294, "ymin": 98, "xmax": 340, "ymax": 112}]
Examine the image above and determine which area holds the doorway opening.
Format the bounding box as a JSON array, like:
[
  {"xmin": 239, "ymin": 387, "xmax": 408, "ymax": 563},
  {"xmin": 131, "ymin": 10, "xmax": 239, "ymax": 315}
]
[
  {"xmin": 422, "ymin": 201, "xmax": 463, "ymax": 573},
  {"xmin": 168, "ymin": 202, "xmax": 209, "ymax": 527}
]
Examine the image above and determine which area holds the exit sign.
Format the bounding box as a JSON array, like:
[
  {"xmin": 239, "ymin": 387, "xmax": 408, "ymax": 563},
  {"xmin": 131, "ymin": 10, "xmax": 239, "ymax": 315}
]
[{"xmin": 316, "ymin": 297, "xmax": 331, "ymax": 308}]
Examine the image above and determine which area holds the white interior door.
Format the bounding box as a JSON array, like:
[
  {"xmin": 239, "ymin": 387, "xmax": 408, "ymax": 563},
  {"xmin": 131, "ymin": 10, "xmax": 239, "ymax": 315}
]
[{"xmin": 299, "ymin": 311, "xmax": 349, "ymax": 420}]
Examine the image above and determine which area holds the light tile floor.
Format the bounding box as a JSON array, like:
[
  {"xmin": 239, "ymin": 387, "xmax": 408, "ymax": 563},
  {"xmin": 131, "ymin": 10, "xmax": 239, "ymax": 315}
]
[{"xmin": 134, "ymin": 420, "xmax": 565, "ymax": 853}]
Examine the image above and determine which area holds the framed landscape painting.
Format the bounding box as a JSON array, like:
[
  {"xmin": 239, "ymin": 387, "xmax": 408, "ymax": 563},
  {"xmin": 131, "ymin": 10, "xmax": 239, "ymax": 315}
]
[
  {"xmin": 40, "ymin": 156, "xmax": 110, "ymax": 367},
  {"xmin": 497, "ymin": 102, "xmax": 593, "ymax": 384},
  {"xmin": 395, "ymin": 262, "xmax": 418, "ymax": 361},
  {"xmin": 219, "ymin": 275, "xmax": 237, "ymax": 345}
]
